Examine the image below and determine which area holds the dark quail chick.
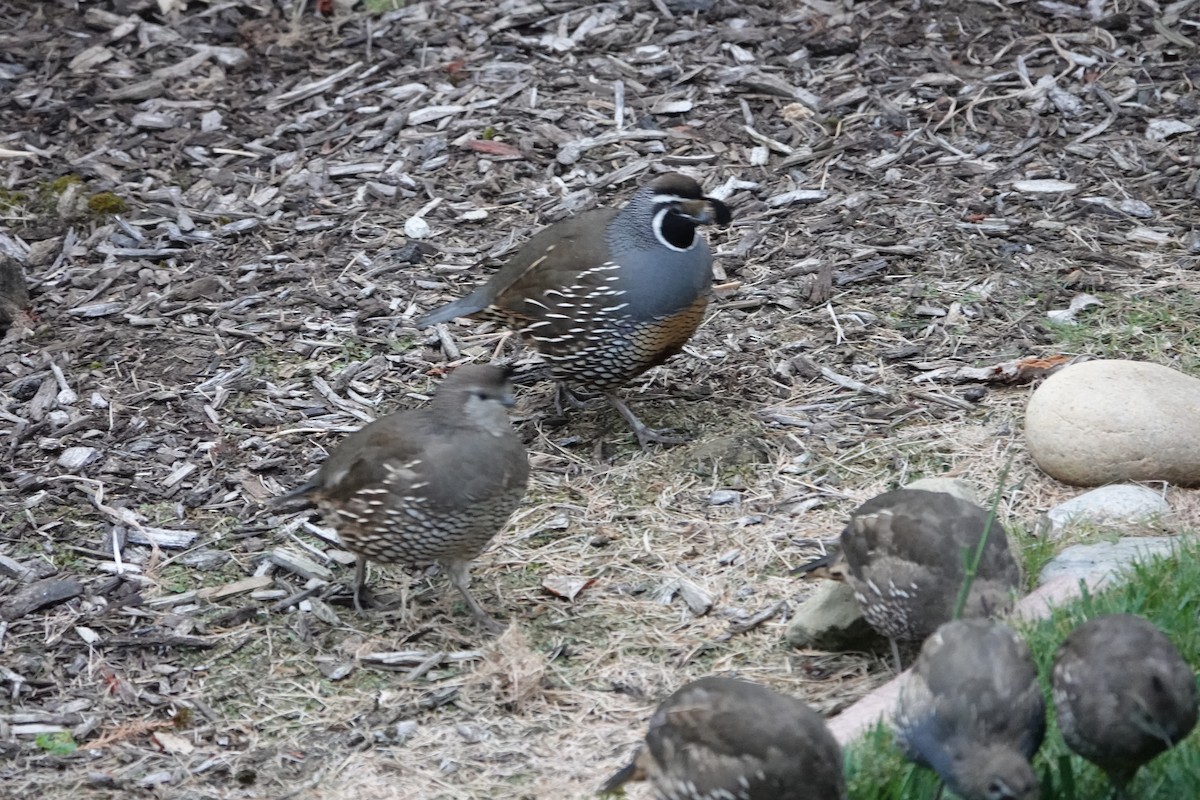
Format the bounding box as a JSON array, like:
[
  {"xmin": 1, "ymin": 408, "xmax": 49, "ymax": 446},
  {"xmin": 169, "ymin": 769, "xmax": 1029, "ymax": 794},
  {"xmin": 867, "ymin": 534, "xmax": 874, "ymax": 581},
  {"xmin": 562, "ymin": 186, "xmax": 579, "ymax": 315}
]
[
  {"xmin": 416, "ymin": 172, "xmax": 732, "ymax": 449},
  {"xmin": 834, "ymin": 488, "xmax": 1022, "ymax": 670},
  {"xmin": 287, "ymin": 364, "xmax": 529, "ymax": 632},
  {"xmin": 602, "ymin": 676, "xmax": 847, "ymax": 800},
  {"xmin": 1052, "ymin": 613, "xmax": 1198, "ymax": 796},
  {"xmin": 896, "ymin": 619, "xmax": 1045, "ymax": 800}
]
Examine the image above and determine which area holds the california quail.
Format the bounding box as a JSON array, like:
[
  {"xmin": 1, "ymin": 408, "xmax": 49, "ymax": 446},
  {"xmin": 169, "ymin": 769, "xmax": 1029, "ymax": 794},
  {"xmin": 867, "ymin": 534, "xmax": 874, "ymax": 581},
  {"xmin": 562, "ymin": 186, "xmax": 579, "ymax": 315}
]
[
  {"xmin": 415, "ymin": 172, "xmax": 732, "ymax": 449},
  {"xmin": 895, "ymin": 619, "xmax": 1044, "ymax": 800},
  {"xmin": 286, "ymin": 364, "xmax": 529, "ymax": 632},
  {"xmin": 1051, "ymin": 614, "xmax": 1198, "ymax": 796},
  {"xmin": 833, "ymin": 488, "xmax": 1022, "ymax": 670},
  {"xmin": 602, "ymin": 676, "xmax": 847, "ymax": 800}
]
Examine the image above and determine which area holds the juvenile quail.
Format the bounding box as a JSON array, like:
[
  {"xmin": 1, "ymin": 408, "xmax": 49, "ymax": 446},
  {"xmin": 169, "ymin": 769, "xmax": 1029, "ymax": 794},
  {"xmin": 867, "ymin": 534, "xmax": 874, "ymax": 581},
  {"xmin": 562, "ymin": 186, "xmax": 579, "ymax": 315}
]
[
  {"xmin": 415, "ymin": 172, "xmax": 732, "ymax": 449},
  {"xmin": 602, "ymin": 676, "xmax": 846, "ymax": 800},
  {"xmin": 1052, "ymin": 614, "xmax": 1198, "ymax": 796},
  {"xmin": 285, "ymin": 364, "xmax": 529, "ymax": 632},
  {"xmin": 833, "ymin": 488, "xmax": 1021, "ymax": 670},
  {"xmin": 895, "ymin": 619, "xmax": 1045, "ymax": 800}
]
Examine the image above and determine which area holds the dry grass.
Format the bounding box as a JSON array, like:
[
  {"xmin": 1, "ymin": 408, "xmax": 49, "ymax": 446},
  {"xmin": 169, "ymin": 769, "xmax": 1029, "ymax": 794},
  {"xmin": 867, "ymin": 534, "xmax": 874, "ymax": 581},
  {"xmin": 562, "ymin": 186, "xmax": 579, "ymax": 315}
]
[{"xmin": 2, "ymin": 0, "xmax": 1199, "ymax": 797}]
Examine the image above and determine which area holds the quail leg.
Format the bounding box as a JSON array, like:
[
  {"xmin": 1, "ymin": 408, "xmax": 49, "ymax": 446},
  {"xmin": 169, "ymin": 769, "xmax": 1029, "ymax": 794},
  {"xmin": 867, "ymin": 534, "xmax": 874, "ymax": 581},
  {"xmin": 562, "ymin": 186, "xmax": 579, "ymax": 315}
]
[
  {"xmin": 445, "ymin": 560, "xmax": 505, "ymax": 634},
  {"xmin": 607, "ymin": 393, "xmax": 688, "ymax": 449},
  {"xmin": 890, "ymin": 637, "xmax": 904, "ymax": 674},
  {"xmin": 348, "ymin": 556, "xmax": 387, "ymax": 614},
  {"xmin": 353, "ymin": 556, "xmax": 368, "ymax": 614}
]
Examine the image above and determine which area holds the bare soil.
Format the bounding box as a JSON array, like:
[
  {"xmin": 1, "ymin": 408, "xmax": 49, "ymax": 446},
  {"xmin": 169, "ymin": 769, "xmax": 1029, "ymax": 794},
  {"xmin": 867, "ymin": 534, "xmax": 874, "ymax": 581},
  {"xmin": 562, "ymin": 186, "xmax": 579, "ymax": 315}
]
[{"xmin": 1, "ymin": 0, "xmax": 1198, "ymax": 798}]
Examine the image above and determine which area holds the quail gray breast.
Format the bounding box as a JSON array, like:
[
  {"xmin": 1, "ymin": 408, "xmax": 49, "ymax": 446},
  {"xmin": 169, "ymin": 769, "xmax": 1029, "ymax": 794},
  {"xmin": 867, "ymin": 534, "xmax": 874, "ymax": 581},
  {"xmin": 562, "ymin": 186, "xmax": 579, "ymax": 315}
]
[
  {"xmin": 1051, "ymin": 613, "xmax": 1198, "ymax": 796},
  {"xmin": 286, "ymin": 364, "xmax": 529, "ymax": 632},
  {"xmin": 829, "ymin": 488, "xmax": 1022, "ymax": 670},
  {"xmin": 415, "ymin": 172, "xmax": 731, "ymax": 449},
  {"xmin": 602, "ymin": 676, "xmax": 847, "ymax": 800},
  {"xmin": 895, "ymin": 619, "xmax": 1045, "ymax": 800}
]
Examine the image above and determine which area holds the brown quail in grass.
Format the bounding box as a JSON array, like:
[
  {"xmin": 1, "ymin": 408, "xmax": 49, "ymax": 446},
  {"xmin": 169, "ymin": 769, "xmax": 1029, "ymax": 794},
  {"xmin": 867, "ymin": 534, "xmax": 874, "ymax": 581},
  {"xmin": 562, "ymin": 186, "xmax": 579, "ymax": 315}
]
[
  {"xmin": 286, "ymin": 364, "xmax": 529, "ymax": 632},
  {"xmin": 602, "ymin": 676, "xmax": 847, "ymax": 800},
  {"xmin": 1052, "ymin": 613, "xmax": 1198, "ymax": 797},
  {"xmin": 895, "ymin": 619, "xmax": 1045, "ymax": 800},
  {"xmin": 415, "ymin": 172, "xmax": 731, "ymax": 449},
  {"xmin": 805, "ymin": 488, "xmax": 1022, "ymax": 670}
]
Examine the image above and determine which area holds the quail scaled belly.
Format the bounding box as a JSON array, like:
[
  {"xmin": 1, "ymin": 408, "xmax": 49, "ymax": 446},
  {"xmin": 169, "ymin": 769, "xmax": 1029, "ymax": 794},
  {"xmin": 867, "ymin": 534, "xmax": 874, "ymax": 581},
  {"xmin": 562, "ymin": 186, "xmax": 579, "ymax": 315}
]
[
  {"xmin": 415, "ymin": 172, "xmax": 732, "ymax": 449},
  {"xmin": 895, "ymin": 619, "xmax": 1045, "ymax": 800},
  {"xmin": 1051, "ymin": 613, "xmax": 1198, "ymax": 797},
  {"xmin": 288, "ymin": 364, "xmax": 529, "ymax": 633},
  {"xmin": 829, "ymin": 488, "xmax": 1021, "ymax": 670},
  {"xmin": 602, "ymin": 676, "xmax": 847, "ymax": 800}
]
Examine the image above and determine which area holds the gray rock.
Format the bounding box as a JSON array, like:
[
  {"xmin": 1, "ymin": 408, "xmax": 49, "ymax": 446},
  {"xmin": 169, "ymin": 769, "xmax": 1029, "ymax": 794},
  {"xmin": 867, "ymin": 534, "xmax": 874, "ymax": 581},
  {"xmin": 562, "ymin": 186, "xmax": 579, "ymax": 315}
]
[
  {"xmin": 903, "ymin": 478, "xmax": 979, "ymax": 504},
  {"xmin": 1044, "ymin": 484, "xmax": 1172, "ymax": 539},
  {"xmin": 1038, "ymin": 536, "xmax": 1180, "ymax": 587},
  {"xmin": 786, "ymin": 581, "xmax": 882, "ymax": 651},
  {"xmin": 1025, "ymin": 359, "xmax": 1200, "ymax": 487}
]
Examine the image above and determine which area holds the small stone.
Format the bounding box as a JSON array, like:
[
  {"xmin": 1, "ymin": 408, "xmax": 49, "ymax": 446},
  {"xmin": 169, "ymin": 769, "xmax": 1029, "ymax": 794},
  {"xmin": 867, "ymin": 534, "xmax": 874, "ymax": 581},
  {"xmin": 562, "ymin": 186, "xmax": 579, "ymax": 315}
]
[
  {"xmin": 1025, "ymin": 360, "xmax": 1200, "ymax": 487},
  {"xmin": 1044, "ymin": 484, "xmax": 1172, "ymax": 539},
  {"xmin": 902, "ymin": 477, "xmax": 978, "ymax": 504},
  {"xmin": 404, "ymin": 217, "xmax": 431, "ymax": 239},
  {"xmin": 786, "ymin": 581, "xmax": 881, "ymax": 651},
  {"xmin": 1037, "ymin": 536, "xmax": 1179, "ymax": 588},
  {"xmin": 708, "ymin": 489, "xmax": 740, "ymax": 506}
]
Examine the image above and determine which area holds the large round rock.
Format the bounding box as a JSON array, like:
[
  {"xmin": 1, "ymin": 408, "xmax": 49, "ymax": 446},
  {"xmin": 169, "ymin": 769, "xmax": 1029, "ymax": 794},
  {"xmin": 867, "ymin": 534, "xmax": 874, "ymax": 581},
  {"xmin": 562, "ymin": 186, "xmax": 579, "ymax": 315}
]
[{"xmin": 1025, "ymin": 360, "xmax": 1200, "ymax": 487}]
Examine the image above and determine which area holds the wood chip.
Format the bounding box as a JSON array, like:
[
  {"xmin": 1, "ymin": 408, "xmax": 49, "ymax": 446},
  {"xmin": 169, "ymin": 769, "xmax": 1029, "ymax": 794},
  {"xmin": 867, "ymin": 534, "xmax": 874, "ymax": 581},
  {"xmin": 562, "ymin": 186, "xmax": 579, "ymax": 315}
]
[
  {"xmin": 540, "ymin": 576, "xmax": 594, "ymax": 601},
  {"xmin": 266, "ymin": 549, "xmax": 333, "ymax": 582},
  {"xmin": 1012, "ymin": 179, "xmax": 1078, "ymax": 192},
  {"xmin": 0, "ymin": 577, "xmax": 83, "ymax": 621},
  {"xmin": 197, "ymin": 575, "xmax": 274, "ymax": 600}
]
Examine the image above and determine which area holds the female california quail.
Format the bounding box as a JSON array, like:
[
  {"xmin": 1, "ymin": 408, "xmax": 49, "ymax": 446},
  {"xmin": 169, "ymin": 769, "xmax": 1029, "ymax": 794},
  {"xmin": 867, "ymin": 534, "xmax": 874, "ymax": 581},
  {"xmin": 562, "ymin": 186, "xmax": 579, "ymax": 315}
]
[
  {"xmin": 286, "ymin": 364, "xmax": 529, "ymax": 632},
  {"xmin": 895, "ymin": 619, "xmax": 1045, "ymax": 800},
  {"xmin": 602, "ymin": 676, "xmax": 847, "ymax": 800},
  {"xmin": 415, "ymin": 172, "xmax": 732, "ymax": 449},
  {"xmin": 1052, "ymin": 614, "xmax": 1198, "ymax": 796},
  {"xmin": 835, "ymin": 488, "xmax": 1022, "ymax": 670}
]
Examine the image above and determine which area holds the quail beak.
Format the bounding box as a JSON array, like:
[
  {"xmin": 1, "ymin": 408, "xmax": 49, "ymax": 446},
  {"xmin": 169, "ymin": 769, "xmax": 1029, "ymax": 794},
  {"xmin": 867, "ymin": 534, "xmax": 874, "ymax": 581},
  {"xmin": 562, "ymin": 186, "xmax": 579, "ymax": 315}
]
[{"xmin": 677, "ymin": 197, "xmax": 732, "ymax": 226}]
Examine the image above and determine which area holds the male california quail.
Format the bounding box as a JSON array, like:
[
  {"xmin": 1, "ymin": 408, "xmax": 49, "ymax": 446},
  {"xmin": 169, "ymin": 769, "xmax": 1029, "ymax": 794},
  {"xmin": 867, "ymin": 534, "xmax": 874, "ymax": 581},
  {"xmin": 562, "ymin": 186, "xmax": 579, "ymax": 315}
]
[
  {"xmin": 602, "ymin": 676, "xmax": 847, "ymax": 800},
  {"xmin": 827, "ymin": 488, "xmax": 1021, "ymax": 670},
  {"xmin": 895, "ymin": 619, "xmax": 1045, "ymax": 800},
  {"xmin": 415, "ymin": 172, "xmax": 732, "ymax": 449},
  {"xmin": 1052, "ymin": 614, "xmax": 1198, "ymax": 796},
  {"xmin": 286, "ymin": 364, "xmax": 529, "ymax": 632}
]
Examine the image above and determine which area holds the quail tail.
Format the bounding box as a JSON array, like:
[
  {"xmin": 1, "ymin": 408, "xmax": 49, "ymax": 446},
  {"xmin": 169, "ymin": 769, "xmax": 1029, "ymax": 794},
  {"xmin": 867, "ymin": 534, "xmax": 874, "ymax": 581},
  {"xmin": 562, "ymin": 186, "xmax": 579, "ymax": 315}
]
[
  {"xmin": 271, "ymin": 480, "xmax": 318, "ymax": 509},
  {"xmin": 599, "ymin": 757, "xmax": 641, "ymax": 795},
  {"xmin": 791, "ymin": 549, "xmax": 848, "ymax": 580},
  {"xmin": 414, "ymin": 289, "xmax": 490, "ymax": 328}
]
